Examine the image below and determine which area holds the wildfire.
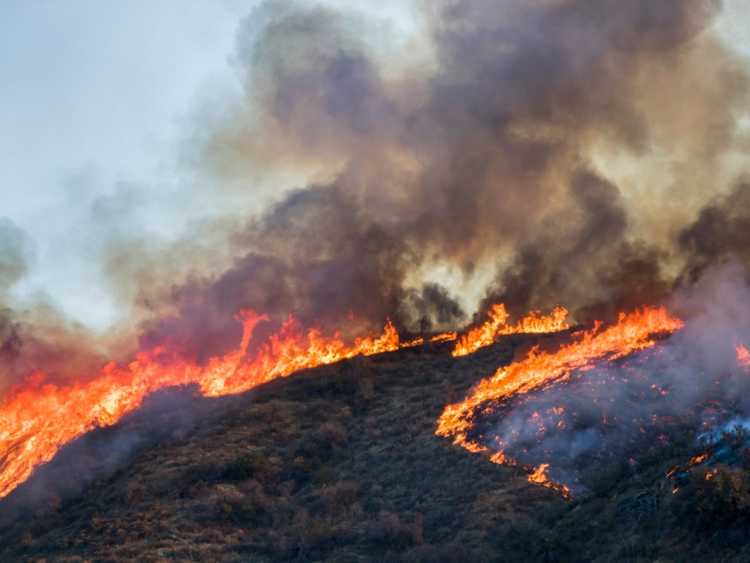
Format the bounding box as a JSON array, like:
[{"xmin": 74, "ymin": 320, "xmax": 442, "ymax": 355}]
[
  {"xmin": 0, "ymin": 303, "xmax": 685, "ymax": 502},
  {"xmin": 436, "ymin": 306, "xmax": 684, "ymax": 495},
  {"xmin": 451, "ymin": 305, "xmax": 570, "ymax": 357},
  {"xmin": 0, "ymin": 312, "xmax": 406, "ymax": 500}
]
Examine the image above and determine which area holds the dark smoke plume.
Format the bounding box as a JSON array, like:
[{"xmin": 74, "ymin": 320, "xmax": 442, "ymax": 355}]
[
  {"xmin": 129, "ymin": 0, "xmax": 748, "ymax": 359},
  {"xmin": 678, "ymin": 179, "xmax": 750, "ymax": 284},
  {"xmin": 1, "ymin": 0, "xmax": 748, "ymax": 372}
]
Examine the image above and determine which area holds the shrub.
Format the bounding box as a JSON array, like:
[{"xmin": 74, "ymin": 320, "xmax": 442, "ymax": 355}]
[
  {"xmin": 401, "ymin": 543, "xmax": 470, "ymax": 562},
  {"xmin": 358, "ymin": 376, "xmax": 376, "ymax": 402},
  {"xmin": 672, "ymin": 464, "xmax": 750, "ymax": 530},
  {"xmin": 367, "ymin": 512, "xmax": 424, "ymax": 548},
  {"xmin": 286, "ymin": 508, "xmax": 353, "ymax": 558},
  {"xmin": 225, "ymin": 480, "xmax": 272, "ymax": 526},
  {"xmin": 221, "ymin": 449, "xmax": 277, "ymax": 482},
  {"xmin": 317, "ymin": 421, "xmax": 348, "ymax": 447},
  {"xmin": 583, "ymin": 460, "xmax": 630, "ymax": 496},
  {"xmin": 317, "ymin": 481, "xmax": 361, "ymax": 513},
  {"xmin": 312, "ymin": 465, "xmax": 337, "ymax": 486}
]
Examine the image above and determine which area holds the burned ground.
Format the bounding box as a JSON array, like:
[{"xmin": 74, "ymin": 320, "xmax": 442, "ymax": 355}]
[{"xmin": 2, "ymin": 334, "xmax": 750, "ymax": 562}]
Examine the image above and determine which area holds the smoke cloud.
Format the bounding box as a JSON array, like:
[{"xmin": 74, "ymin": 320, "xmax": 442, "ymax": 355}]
[
  {"xmin": 124, "ymin": 0, "xmax": 749, "ymax": 360},
  {"xmin": 4, "ymin": 0, "xmax": 750, "ymax": 375},
  {"xmin": 0, "ymin": 219, "xmax": 108, "ymax": 393}
]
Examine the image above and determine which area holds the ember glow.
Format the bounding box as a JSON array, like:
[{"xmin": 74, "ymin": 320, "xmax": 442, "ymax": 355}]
[
  {"xmin": 737, "ymin": 345, "xmax": 750, "ymax": 369},
  {"xmin": 451, "ymin": 305, "xmax": 570, "ymax": 357},
  {"xmin": 0, "ymin": 312, "xmax": 408, "ymax": 500},
  {"xmin": 436, "ymin": 307, "xmax": 685, "ymax": 495}
]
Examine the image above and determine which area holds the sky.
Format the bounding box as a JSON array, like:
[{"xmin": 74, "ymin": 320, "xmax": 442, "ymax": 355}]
[{"xmin": 1, "ymin": 0, "xmax": 749, "ymax": 330}]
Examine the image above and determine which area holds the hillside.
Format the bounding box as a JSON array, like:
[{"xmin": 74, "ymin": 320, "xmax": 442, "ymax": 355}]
[{"xmin": 2, "ymin": 334, "xmax": 750, "ymax": 562}]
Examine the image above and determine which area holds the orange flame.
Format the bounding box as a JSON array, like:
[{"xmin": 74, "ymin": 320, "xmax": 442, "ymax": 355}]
[
  {"xmin": 399, "ymin": 331, "xmax": 459, "ymax": 350},
  {"xmin": 689, "ymin": 453, "xmax": 709, "ymax": 466},
  {"xmin": 451, "ymin": 305, "xmax": 570, "ymax": 357},
  {"xmin": 436, "ymin": 307, "xmax": 684, "ymax": 495},
  {"xmin": 527, "ymin": 463, "xmax": 571, "ymax": 498},
  {"xmin": 0, "ymin": 312, "xmax": 406, "ymax": 500},
  {"xmin": 0, "ymin": 301, "xmax": 567, "ymax": 500},
  {"xmin": 0, "ymin": 304, "xmax": 683, "ymax": 501},
  {"xmin": 430, "ymin": 332, "xmax": 459, "ymax": 344},
  {"xmin": 737, "ymin": 345, "xmax": 750, "ymax": 369}
]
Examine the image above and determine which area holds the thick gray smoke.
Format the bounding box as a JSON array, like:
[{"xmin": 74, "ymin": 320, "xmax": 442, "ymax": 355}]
[
  {"xmin": 127, "ymin": 0, "xmax": 749, "ymax": 360},
  {"xmin": 2, "ymin": 0, "xmax": 750, "ymax": 369},
  {"xmin": 678, "ymin": 180, "xmax": 750, "ymax": 284}
]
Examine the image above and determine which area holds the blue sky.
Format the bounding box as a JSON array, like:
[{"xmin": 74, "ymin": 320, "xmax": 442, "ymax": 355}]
[
  {"xmin": 1, "ymin": 0, "xmax": 748, "ymax": 329},
  {"xmin": 2, "ymin": 1, "xmax": 248, "ymax": 326}
]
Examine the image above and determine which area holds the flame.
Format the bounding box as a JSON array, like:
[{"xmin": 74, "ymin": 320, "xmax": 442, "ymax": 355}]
[
  {"xmin": 527, "ymin": 463, "xmax": 571, "ymax": 498},
  {"xmin": 689, "ymin": 453, "xmax": 709, "ymax": 466},
  {"xmin": 737, "ymin": 345, "xmax": 750, "ymax": 369},
  {"xmin": 430, "ymin": 332, "xmax": 459, "ymax": 344},
  {"xmin": 451, "ymin": 305, "xmax": 570, "ymax": 357},
  {"xmin": 0, "ymin": 301, "xmax": 567, "ymax": 500},
  {"xmin": 667, "ymin": 452, "xmax": 710, "ymax": 480},
  {"xmin": 436, "ymin": 306, "xmax": 684, "ymax": 495},
  {"xmin": 399, "ymin": 331, "xmax": 458, "ymax": 349},
  {"xmin": 489, "ymin": 450, "xmax": 508, "ymax": 465},
  {"xmin": 0, "ymin": 311, "xmax": 408, "ymax": 500},
  {"xmin": 0, "ymin": 303, "xmax": 683, "ymax": 501},
  {"xmin": 401, "ymin": 337, "xmax": 425, "ymax": 348}
]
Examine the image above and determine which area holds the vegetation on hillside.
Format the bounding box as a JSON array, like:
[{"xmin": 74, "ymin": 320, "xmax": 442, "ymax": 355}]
[{"xmin": 2, "ymin": 335, "xmax": 750, "ymax": 561}]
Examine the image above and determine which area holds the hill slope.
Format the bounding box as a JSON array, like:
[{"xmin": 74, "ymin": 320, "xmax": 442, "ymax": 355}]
[{"xmin": 2, "ymin": 335, "xmax": 750, "ymax": 561}]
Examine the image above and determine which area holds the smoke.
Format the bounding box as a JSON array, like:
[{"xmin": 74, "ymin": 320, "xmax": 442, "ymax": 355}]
[
  {"xmin": 3, "ymin": 1, "xmax": 750, "ymax": 396},
  {"xmin": 0, "ymin": 219, "xmax": 29, "ymax": 293},
  {"xmin": 400, "ymin": 283, "xmax": 466, "ymax": 332},
  {"xmin": 0, "ymin": 219, "xmax": 108, "ymax": 393},
  {"xmin": 0, "ymin": 219, "xmax": 29, "ymax": 390},
  {"xmin": 101, "ymin": 0, "xmax": 742, "ymax": 361},
  {"xmin": 678, "ymin": 179, "xmax": 750, "ymax": 284}
]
